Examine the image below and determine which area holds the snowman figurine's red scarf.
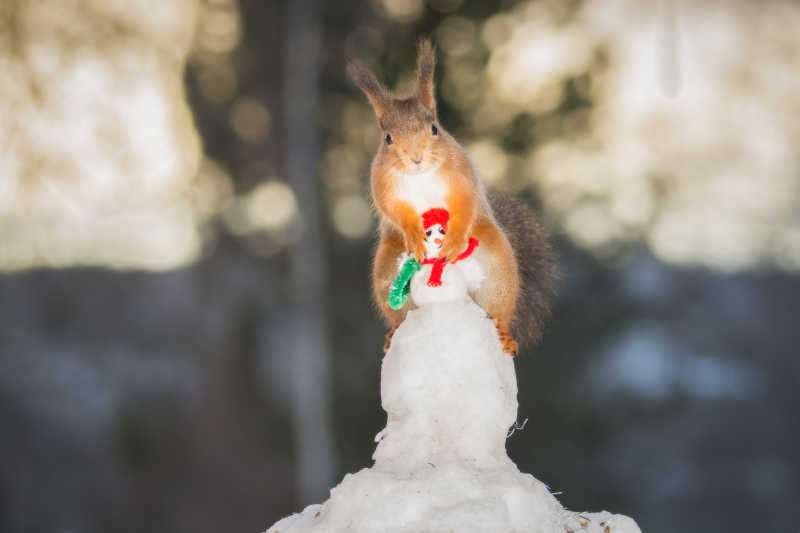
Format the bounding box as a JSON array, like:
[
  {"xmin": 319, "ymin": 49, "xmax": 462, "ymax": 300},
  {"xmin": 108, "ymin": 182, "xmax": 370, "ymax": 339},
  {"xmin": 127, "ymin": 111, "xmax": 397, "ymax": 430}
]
[
  {"xmin": 419, "ymin": 207, "xmax": 479, "ymax": 288},
  {"xmin": 422, "ymin": 237, "xmax": 479, "ymax": 287}
]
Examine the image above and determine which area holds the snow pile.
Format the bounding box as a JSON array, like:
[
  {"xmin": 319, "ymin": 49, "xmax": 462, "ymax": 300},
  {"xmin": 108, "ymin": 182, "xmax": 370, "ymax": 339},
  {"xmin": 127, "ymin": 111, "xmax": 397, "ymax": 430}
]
[
  {"xmin": 374, "ymin": 300, "xmax": 515, "ymax": 471},
  {"xmin": 266, "ymin": 260, "xmax": 641, "ymax": 533}
]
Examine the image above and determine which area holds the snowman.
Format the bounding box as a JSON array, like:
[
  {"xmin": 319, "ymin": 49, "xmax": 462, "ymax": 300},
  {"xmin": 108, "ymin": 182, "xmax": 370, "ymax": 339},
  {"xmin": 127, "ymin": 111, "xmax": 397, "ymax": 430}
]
[
  {"xmin": 388, "ymin": 208, "xmax": 484, "ymax": 309},
  {"xmin": 377, "ymin": 208, "xmax": 515, "ymax": 470}
]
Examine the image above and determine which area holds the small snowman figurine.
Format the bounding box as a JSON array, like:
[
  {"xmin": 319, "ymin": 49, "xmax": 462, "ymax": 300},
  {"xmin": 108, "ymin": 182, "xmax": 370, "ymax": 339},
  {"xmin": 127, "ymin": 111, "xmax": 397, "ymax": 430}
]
[{"xmin": 388, "ymin": 208, "xmax": 484, "ymax": 309}]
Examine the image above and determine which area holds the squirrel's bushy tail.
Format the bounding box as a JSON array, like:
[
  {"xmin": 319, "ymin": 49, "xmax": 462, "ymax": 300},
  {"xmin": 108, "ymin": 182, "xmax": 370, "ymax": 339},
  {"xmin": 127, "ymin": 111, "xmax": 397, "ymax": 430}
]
[{"xmin": 488, "ymin": 190, "xmax": 560, "ymax": 348}]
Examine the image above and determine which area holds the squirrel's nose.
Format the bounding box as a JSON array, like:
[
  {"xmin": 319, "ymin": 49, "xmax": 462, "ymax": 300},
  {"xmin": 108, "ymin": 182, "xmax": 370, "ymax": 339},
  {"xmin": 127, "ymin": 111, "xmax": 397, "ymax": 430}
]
[{"xmin": 411, "ymin": 156, "xmax": 422, "ymax": 165}]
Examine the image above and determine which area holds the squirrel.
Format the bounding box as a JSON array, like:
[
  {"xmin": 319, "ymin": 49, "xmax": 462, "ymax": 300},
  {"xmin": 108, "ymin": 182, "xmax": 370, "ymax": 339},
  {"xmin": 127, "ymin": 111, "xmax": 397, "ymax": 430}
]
[{"xmin": 347, "ymin": 38, "xmax": 559, "ymax": 356}]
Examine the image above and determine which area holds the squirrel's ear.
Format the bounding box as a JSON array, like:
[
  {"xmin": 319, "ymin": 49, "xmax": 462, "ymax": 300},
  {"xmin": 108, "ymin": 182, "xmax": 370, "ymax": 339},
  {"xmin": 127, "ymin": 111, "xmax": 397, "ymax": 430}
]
[
  {"xmin": 416, "ymin": 38, "xmax": 436, "ymax": 112},
  {"xmin": 347, "ymin": 61, "xmax": 390, "ymax": 118}
]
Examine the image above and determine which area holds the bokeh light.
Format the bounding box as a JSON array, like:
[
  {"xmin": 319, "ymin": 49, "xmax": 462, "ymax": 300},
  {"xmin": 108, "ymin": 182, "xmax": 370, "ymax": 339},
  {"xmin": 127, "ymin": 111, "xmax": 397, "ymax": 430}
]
[
  {"xmin": 0, "ymin": 0, "xmax": 203, "ymax": 271},
  {"xmin": 423, "ymin": 0, "xmax": 800, "ymax": 272},
  {"xmin": 466, "ymin": 140, "xmax": 507, "ymax": 186},
  {"xmin": 378, "ymin": 0, "xmax": 425, "ymax": 22},
  {"xmin": 332, "ymin": 195, "xmax": 374, "ymax": 240},
  {"xmin": 195, "ymin": 0, "xmax": 241, "ymax": 54},
  {"xmin": 229, "ymin": 96, "xmax": 272, "ymax": 144},
  {"xmin": 224, "ymin": 180, "xmax": 298, "ymax": 236}
]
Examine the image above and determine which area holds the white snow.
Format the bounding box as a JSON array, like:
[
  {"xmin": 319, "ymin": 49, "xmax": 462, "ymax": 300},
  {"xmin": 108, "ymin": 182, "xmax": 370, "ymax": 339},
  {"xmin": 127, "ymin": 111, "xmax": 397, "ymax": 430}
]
[
  {"xmin": 409, "ymin": 258, "xmax": 484, "ymax": 308},
  {"xmin": 266, "ymin": 252, "xmax": 641, "ymax": 533}
]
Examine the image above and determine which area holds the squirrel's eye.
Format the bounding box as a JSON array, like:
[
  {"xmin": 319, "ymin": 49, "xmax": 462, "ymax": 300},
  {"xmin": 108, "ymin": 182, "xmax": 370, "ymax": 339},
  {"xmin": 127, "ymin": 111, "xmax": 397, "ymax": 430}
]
[
  {"xmin": 385, "ymin": 133, "xmax": 393, "ymax": 145},
  {"xmin": 431, "ymin": 124, "xmax": 438, "ymax": 136}
]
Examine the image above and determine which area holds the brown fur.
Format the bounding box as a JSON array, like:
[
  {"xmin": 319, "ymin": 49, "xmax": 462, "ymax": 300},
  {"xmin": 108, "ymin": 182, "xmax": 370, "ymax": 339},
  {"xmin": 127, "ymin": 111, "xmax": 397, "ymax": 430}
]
[
  {"xmin": 349, "ymin": 38, "xmax": 558, "ymax": 355},
  {"xmin": 487, "ymin": 191, "xmax": 559, "ymax": 347}
]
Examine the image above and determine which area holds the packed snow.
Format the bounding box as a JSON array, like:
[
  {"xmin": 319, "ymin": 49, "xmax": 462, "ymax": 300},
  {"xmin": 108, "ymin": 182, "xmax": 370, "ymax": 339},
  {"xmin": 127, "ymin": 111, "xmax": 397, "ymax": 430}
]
[{"xmin": 266, "ymin": 248, "xmax": 641, "ymax": 533}]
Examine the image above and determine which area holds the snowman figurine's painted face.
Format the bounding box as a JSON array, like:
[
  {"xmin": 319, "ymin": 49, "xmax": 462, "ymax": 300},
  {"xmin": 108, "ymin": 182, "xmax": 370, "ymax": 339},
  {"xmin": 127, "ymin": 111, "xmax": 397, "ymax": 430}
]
[{"xmin": 424, "ymin": 224, "xmax": 445, "ymax": 258}]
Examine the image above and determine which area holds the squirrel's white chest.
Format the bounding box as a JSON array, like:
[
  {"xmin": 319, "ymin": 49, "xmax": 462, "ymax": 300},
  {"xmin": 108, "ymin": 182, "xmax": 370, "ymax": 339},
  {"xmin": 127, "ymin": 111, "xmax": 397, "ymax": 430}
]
[{"xmin": 393, "ymin": 167, "xmax": 447, "ymax": 214}]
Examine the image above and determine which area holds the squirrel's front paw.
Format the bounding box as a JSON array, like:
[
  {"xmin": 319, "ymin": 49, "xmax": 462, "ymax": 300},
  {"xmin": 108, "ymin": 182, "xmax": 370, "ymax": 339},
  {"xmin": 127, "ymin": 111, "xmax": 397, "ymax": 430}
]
[
  {"xmin": 404, "ymin": 227, "xmax": 427, "ymax": 261},
  {"xmin": 439, "ymin": 235, "xmax": 469, "ymax": 262}
]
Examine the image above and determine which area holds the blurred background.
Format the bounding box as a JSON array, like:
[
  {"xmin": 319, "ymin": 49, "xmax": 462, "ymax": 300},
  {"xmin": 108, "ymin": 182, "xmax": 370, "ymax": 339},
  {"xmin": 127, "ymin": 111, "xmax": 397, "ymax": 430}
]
[{"xmin": 1, "ymin": 0, "xmax": 799, "ymax": 532}]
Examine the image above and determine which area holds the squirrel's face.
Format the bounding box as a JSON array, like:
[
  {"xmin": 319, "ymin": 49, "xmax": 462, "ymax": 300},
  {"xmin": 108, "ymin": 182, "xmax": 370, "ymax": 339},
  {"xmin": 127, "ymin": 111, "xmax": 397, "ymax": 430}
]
[
  {"xmin": 378, "ymin": 103, "xmax": 444, "ymax": 174},
  {"xmin": 348, "ymin": 39, "xmax": 443, "ymax": 174}
]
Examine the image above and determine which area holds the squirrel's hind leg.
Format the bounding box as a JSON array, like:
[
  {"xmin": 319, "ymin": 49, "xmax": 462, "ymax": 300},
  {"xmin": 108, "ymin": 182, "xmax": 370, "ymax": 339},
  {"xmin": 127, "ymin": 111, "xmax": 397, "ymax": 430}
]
[
  {"xmin": 372, "ymin": 228, "xmax": 409, "ymax": 341},
  {"xmin": 471, "ymin": 219, "xmax": 520, "ymax": 356}
]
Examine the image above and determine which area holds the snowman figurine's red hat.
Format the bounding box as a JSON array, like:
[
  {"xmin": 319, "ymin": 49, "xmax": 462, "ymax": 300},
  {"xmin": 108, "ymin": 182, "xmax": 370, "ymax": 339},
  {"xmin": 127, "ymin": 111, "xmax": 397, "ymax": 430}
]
[{"xmin": 422, "ymin": 208, "xmax": 449, "ymax": 232}]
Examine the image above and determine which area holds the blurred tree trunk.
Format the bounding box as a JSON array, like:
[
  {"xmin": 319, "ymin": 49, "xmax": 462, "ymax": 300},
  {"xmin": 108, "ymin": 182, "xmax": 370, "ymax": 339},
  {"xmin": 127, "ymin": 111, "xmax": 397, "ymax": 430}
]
[{"xmin": 284, "ymin": 0, "xmax": 335, "ymax": 503}]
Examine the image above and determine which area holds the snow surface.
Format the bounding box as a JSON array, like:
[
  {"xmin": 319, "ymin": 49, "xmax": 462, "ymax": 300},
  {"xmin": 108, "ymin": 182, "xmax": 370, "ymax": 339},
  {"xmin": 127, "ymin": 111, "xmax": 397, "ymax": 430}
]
[
  {"xmin": 266, "ymin": 256, "xmax": 641, "ymax": 533},
  {"xmin": 407, "ymin": 257, "xmax": 484, "ymax": 308}
]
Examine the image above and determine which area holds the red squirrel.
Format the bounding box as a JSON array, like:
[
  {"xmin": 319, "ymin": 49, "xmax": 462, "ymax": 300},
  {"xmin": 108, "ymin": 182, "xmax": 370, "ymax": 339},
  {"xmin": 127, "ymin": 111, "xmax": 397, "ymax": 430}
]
[{"xmin": 348, "ymin": 39, "xmax": 558, "ymax": 356}]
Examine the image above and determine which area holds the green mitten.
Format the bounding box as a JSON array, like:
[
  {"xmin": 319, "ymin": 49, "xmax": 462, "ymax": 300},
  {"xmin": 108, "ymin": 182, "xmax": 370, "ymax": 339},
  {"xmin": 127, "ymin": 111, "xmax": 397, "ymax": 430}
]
[{"xmin": 388, "ymin": 257, "xmax": 421, "ymax": 310}]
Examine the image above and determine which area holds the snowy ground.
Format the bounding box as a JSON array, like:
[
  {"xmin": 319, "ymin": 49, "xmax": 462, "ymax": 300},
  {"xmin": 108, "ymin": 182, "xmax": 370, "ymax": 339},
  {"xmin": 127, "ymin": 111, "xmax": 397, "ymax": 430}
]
[{"xmin": 266, "ymin": 262, "xmax": 641, "ymax": 533}]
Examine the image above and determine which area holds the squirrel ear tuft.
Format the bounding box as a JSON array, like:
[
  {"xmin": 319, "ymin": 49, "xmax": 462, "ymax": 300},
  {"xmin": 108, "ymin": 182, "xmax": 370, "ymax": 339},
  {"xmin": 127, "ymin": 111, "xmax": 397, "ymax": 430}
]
[
  {"xmin": 416, "ymin": 38, "xmax": 436, "ymax": 112},
  {"xmin": 347, "ymin": 61, "xmax": 389, "ymax": 118}
]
